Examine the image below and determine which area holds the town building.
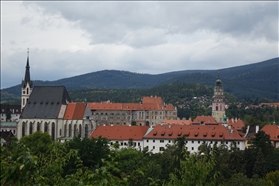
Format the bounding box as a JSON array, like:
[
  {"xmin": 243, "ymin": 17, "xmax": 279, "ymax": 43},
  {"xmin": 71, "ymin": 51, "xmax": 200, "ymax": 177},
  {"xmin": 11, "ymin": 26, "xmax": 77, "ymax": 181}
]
[
  {"xmin": 143, "ymin": 124, "xmax": 246, "ymax": 153},
  {"xmin": 90, "ymin": 125, "xmax": 150, "ymax": 150},
  {"xmin": 0, "ymin": 104, "xmax": 21, "ymax": 122},
  {"xmin": 90, "ymin": 124, "xmax": 246, "ymax": 154},
  {"xmin": 88, "ymin": 96, "xmax": 177, "ymax": 127},
  {"xmin": 261, "ymin": 124, "xmax": 279, "ymax": 148},
  {"xmin": 1, "ymin": 122, "xmax": 17, "ymax": 136}
]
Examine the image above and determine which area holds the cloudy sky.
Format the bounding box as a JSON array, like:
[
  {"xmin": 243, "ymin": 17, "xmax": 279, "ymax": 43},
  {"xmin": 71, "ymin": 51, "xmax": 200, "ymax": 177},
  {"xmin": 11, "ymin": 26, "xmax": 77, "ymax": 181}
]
[{"xmin": 1, "ymin": 1, "xmax": 278, "ymax": 89}]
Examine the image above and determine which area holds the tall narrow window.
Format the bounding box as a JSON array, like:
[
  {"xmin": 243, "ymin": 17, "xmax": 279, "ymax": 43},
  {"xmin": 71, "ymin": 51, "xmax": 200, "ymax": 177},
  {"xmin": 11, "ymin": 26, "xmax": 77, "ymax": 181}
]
[
  {"xmin": 37, "ymin": 122, "xmax": 40, "ymax": 131},
  {"xmin": 79, "ymin": 124, "xmax": 82, "ymax": 136},
  {"xmin": 74, "ymin": 124, "xmax": 77, "ymax": 137},
  {"xmin": 85, "ymin": 124, "xmax": 88, "ymax": 138},
  {"xmin": 22, "ymin": 122, "xmax": 26, "ymax": 137},
  {"xmin": 51, "ymin": 123, "xmax": 55, "ymax": 140},
  {"xmin": 44, "ymin": 123, "xmax": 48, "ymax": 133},
  {"xmin": 216, "ymin": 106, "xmax": 218, "ymax": 111},
  {"xmin": 29, "ymin": 122, "xmax": 33, "ymax": 134},
  {"xmin": 27, "ymin": 88, "xmax": 29, "ymax": 95},
  {"xmin": 64, "ymin": 125, "xmax": 67, "ymax": 137},
  {"xmin": 69, "ymin": 124, "xmax": 72, "ymax": 137}
]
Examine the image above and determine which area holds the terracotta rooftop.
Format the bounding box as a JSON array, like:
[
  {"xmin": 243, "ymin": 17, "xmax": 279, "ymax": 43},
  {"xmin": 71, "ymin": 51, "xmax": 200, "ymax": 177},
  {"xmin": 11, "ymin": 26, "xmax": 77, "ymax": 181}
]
[
  {"xmin": 144, "ymin": 124, "xmax": 245, "ymax": 141},
  {"xmin": 261, "ymin": 125, "xmax": 279, "ymax": 142},
  {"xmin": 162, "ymin": 119, "xmax": 192, "ymax": 125},
  {"xmin": 227, "ymin": 118, "xmax": 245, "ymax": 131},
  {"xmin": 192, "ymin": 116, "xmax": 218, "ymax": 125},
  {"xmin": 64, "ymin": 102, "xmax": 86, "ymax": 120},
  {"xmin": 87, "ymin": 96, "xmax": 175, "ymax": 111},
  {"xmin": 142, "ymin": 96, "xmax": 163, "ymax": 104},
  {"xmin": 89, "ymin": 125, "xmax": 150, "ymax": 141}
]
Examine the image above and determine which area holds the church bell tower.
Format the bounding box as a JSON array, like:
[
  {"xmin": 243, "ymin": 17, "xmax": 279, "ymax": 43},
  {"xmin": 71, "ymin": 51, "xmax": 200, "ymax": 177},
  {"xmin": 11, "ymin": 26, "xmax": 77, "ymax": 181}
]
[
  {"xmin": 212, "ymin": 72, "xmax": 226, "ymax": 124},
  {"xmin": 21, "ymin": 48, "xmax": 33, "ymax": 110}
]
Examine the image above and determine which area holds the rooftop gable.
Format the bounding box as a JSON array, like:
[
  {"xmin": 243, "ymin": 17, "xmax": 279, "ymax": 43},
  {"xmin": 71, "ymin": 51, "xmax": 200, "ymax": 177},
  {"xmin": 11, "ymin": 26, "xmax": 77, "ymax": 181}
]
[
  {"xmin": 192, "ymin": 116, "xmax": 218, "ymax": 125},
  {"xmin": 261, "ymin": 125, "xmax": 279, "ymax": 142},
  {"xmin": 90, "ymin": 125, "xmax": 149, "ymax": 141},
  {"xmin": 64, "ymin": 102, "xmax": 86, "ymax": 120},
  {"xmin": 21, "ymin": 86, "xmax": 71, "ymax": 119},
  {"xmin": 144, "ymin": 124, "xmax": 245, "ymax": 141}
]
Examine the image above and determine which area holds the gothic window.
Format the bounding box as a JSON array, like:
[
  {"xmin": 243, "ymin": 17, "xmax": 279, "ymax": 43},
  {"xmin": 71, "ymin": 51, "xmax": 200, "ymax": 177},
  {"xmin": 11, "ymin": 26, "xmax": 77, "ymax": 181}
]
[
  {"xmin": 37, "ymin": 122, "xmax": 40, "ymax": 131},
  {"xmin": 29, "ymin": 122, "xmax": 33, "ymax": 134},
  {"xmin": 79, "ymin": 124, "xmax": 82, "ymax": 136},
  {"xmin": 44, "ymin": 123, "xmax": 48, "ymax": 133},
  {"xmin": 85, "ymin": 124, "xmax": 88, "ymax": 138},
  {"xmin": 22, "ymin": 98, "xmax": 25, "ymax": 106},
  {"xmin": 27, "ymin": 88, "xmax": 29, "ymax": 95},
  {"xmin": 51, "ymin": 123, "xmax": 55, "ymax": 140},
  {"xmin": 74, "ymin": 124, "xmax": 77, "ymax": 137},
  {"xmin": 64, "ymin": 125, "xmax": 67, "ymax": 137},
  {"xmin": 69, "ymin": 124, "xmax": 72, "ymax": 137},
  {"xmin": 22, "ymin": 122, "xmax": 26, "ymax": 137}
]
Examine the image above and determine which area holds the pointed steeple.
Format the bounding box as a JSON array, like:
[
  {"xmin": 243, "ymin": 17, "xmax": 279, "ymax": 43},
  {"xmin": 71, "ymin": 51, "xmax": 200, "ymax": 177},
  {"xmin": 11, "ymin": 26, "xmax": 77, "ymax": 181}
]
[{"xmin": 22, "ymin": 48, "xmax": 33, "ymax": 88}]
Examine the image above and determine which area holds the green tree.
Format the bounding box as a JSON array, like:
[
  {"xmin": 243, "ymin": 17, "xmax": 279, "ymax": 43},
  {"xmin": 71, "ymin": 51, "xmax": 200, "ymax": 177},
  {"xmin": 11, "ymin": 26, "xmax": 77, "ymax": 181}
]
[
  {"xmin": 253, "ymin": 148, "xmax": 266, "ymax": 178},
  {"xmin": 265, "ymin": 170, "xmax": 279, "ymax": 186},
  {"xmin": 165, "ymin": 152, "xmax": 219, "ymax": 186},
  {"xmin": 20, "ymin": 131, "xmax": 52, "ymax": 156}
]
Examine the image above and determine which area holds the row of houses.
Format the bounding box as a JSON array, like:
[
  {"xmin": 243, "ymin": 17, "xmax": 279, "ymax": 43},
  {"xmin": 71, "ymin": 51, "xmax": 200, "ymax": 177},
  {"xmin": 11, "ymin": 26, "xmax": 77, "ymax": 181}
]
[{"xmin": 89, "ymin": 123, "xmax": 279, "ymax": 153}]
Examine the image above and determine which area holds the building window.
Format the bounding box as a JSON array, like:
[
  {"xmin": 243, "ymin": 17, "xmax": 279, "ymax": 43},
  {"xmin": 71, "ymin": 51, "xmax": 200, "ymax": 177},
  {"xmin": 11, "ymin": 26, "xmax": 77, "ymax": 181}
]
[
  {"xmin": 159, "ymin": 147, "xmax": 165, "ymax": 151},
  {"xmin": 160, "ymin": 140, "xmax": 164, "ymax": 143},
  {"xmin": 192, "ymin": 147, "xmax": 194, "ymax": 150},
  {"xmin": 198, "ymin": 141, "xmax": 200, "ymax": 144},
  {"xmin": 192, "ymin": 141, "xmax": 194, "ymax": 143},
  {"xmin": 153, "ymin": 146, "xmax": 155, "ymax": 149},
  {"xmin": 85, "ymin": 124, "xmax": 89, "ymax": 138},
  {"xmin": 69, "ymin": 124, "xmax": 72, "ymax": 137},
  {"xmin": 121, "ymin": 142, "xmax": 123, "ymax": 146},
  {"xmin": 153, "ymin": 140, "xmax": 155, "ymax": 143},
  {"xmin": 169, "ymin": 140, "xmax": 171, "ymax": 143},
  {"xmin": 138, "ymin": 142, "xmax": 140, "ymax": 146},
  {"xmin": 147, "ymin": 140, "xmax": 149, "ymax": 143}
]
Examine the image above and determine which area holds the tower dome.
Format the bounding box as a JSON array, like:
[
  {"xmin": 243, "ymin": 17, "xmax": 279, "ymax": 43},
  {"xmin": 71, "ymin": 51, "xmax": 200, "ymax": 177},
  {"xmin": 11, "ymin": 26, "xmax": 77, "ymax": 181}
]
[{"xmin": 215, "ymin": 78, "xmax": 222, "ymax": 86}]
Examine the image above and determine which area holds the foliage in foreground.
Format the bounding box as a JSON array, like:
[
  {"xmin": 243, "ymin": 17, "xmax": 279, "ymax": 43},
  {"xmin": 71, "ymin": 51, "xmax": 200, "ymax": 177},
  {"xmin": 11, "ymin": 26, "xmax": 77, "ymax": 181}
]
[{"xmin": 1, "ymin": 131, "xmax": 279, "ymax": 186}]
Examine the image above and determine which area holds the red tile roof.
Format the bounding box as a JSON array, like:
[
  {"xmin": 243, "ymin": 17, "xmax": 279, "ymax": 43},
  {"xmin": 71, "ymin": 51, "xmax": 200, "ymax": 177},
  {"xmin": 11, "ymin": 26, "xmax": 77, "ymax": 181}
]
[
  {"xmin": 142, "ymin": 96, "xmax": 163, "ymax": 104},
  {"xmin": 261, "ymin": 125, "xmax": 279, "ymax": 142},
  {"xmin": 64, "ymin": 102, "xmax": 86, "ymax": 120},
  {"xmin": 89, "ymin": 125, "xmax": 150, "ymax": 140},
  {"xmin": 162, "ymin": 119, "xmax": 192, "ymax": 125},
  {"xmin": 87, "ymin": 97, "xmax": 175, "ymax": 111},
  {"xmin": 192, "ymin": 116, "xmax": 218, "ymax": 125},
  {"xmin": 227, "ymin": 118, "xmax": 245, "ymax": 131},
  {"xmin": 144, "ymin": 124, "xmax": 245, "ymax": 141}
]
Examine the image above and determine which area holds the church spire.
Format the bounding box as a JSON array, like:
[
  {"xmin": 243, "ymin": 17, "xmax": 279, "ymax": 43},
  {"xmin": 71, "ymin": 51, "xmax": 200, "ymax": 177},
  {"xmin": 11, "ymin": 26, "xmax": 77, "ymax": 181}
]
[{"xmin": 22, "ymin": 48, "xmax": 32, "ymax": 88}]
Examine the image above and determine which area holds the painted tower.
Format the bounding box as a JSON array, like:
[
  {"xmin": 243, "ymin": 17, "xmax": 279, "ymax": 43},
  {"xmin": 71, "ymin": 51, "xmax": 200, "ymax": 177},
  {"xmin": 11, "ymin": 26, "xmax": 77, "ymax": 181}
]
[
  {"xmin": 212, "ymin": 72, "xmax": 226, "ymax": 124},
  {"xmin": 21, "ymin": 49, "xmax": 33, "ymax": 110}
]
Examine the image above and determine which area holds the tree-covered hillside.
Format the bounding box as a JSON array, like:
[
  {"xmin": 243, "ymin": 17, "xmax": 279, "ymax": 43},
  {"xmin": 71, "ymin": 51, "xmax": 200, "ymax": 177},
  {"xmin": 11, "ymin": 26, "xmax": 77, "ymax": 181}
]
[{"xmin": 1, "ymin": 57, "xmax": 278, "ymax": 103}]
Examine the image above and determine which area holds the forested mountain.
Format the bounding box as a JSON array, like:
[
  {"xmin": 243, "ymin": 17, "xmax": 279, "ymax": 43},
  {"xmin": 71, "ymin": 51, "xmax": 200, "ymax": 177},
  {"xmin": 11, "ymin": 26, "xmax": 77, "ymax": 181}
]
[{"xmin": 1, "ymin": 57, "xmax": 278, "ymax": 103}]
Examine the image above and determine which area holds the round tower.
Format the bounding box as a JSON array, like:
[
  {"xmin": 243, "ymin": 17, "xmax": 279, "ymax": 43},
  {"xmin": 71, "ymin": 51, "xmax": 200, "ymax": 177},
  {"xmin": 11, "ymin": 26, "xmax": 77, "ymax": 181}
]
[{"xmin": 212, "ymin": 72, "xmax": 226, "ymax": 124}]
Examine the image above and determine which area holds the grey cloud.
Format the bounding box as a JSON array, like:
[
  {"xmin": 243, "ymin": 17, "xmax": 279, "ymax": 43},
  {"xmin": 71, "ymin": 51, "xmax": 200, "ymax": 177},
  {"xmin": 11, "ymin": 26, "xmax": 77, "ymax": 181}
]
[{"xmin": 22, "ymin": 2, "xmax": 278, "ymax": 48}]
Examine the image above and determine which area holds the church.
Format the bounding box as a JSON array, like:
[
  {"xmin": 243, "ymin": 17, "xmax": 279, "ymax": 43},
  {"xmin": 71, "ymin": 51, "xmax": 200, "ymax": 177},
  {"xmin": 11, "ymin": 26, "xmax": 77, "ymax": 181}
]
[{"xmin": 17, "ymin": 51, "xmax": 95, "ymax": 140}]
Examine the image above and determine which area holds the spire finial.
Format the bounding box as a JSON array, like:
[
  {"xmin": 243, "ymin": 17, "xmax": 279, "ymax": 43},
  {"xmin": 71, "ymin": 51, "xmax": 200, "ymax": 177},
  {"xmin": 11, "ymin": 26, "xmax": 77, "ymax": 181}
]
[{"xmin": 27, "ymin": 48, "xmax": 29, "ymax": 57}]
